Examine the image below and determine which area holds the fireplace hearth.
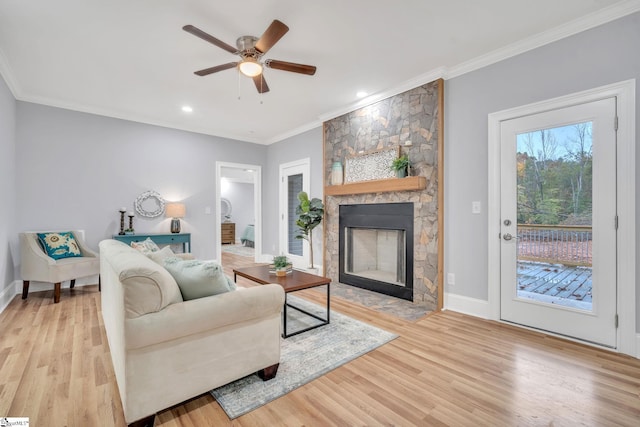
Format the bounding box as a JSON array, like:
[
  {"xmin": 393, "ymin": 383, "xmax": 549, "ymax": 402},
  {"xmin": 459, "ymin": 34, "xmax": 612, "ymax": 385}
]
[{"xmin": 339, "ymin": 203, "xmax": 414, "ymax": 301}]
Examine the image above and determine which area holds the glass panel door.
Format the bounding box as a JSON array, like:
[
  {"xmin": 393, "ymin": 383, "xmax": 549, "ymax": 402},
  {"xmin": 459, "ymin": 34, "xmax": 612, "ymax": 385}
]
[
  {"xmin": 500, "ymin": 97, "xmax": 617, "ymax": 347},
  {"xmin": 516, "ymin": 122, "xmax": 593, "ymax": 310}
]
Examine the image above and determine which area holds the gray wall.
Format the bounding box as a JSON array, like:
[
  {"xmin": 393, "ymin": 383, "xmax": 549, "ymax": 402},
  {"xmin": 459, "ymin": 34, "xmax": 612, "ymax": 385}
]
[
  {"xmin": 445, "ymin": 12, "xmax": 640, "ymax": 328},
  {"xmin": 0, "ymin": 74, "xmax": 16, "ymax": 308},
  {"xmin": 14, "ymin": 102, "xmax": 267, "ymax": 264},
  {"xmin": 221, "ymin": 181, "xmax": 254, "ymax": 243},
  {"xmin": 264, "ymin": 127, "xmax": 323, "ymax": 257}
]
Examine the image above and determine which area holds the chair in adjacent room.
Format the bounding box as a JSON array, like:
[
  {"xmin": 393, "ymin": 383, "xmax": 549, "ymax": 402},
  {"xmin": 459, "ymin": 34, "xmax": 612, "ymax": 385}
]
[{"xmin": 20, "ymin": 231, "xmax": 100, "ymax": 303}]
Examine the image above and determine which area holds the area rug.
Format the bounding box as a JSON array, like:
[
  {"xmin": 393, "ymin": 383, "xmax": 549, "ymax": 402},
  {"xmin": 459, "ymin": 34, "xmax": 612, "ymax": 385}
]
[
  {"xmin": 210, "ymin": 295, "xmax": 398, "ymax": 419},
  {"xmin": 221, "ymin": 244, "xmax": 255, "ymax": 257}
]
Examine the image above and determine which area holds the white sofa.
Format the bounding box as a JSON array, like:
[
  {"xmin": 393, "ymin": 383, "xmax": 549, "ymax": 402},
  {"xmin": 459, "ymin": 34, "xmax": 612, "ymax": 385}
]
[{"xmin": 99, "ymin": 239, "xmax": 284, "ymax": 426}]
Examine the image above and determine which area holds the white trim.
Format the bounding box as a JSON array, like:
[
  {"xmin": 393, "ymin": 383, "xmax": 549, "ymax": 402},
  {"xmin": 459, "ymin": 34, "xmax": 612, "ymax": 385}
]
[
  {"xmin": 279, "ymin": 158, "xmax": 311, "ymax": 268},
  {"xmin": 0, "ymin": 277, "xmax": 102, "ymax": 316},
  {"xmin": 2, "ymin": 5, "xmax": 638, "ymax": 145},
  {"xmin": 447, "ymin": 0, "xmax": 640, "ymax": 79},
  {"xmin": 19, "ymin": 277, "xmax": 99, "ymax": 293},
  {"xmin": 444, "ymin": 292, "xmax": 491, "ymax": 319},
  {"xmin": 0, "ymin": 281, "xmax": 19, "ymax": 315},
  {"xmin": 216, "ymin": 162, "xmax": 263, "ymax": 264},
  {"xmin": 488, "ymin": 80, "xmax": 636, "ymax": 357},
  {"xmin": 636, "ymin": 334, "xmax": 640, "ymax": 359},
  {"xmin": 317, "ymin": 67, "xmax": 447, "ymax": 124}
]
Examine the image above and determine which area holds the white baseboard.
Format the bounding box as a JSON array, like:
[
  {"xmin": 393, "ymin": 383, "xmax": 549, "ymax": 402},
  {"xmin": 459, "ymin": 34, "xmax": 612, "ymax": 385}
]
[
  {"xmin": 444, "ymin": 292, "xmax": 491, "ymax": 319},
  {"xmin": 16, "ymin": 275, "xmax": 100, "ymax": 294},
  {"xmin": 0, "ymin": 280, "xmax": 19, "ymax": 315}
]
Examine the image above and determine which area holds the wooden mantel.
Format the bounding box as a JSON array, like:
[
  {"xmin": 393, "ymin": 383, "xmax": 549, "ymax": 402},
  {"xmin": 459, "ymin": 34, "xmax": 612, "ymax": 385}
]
[{"xmin": 324, "ymin": 176, "xmax": 426, "ymax": 196}]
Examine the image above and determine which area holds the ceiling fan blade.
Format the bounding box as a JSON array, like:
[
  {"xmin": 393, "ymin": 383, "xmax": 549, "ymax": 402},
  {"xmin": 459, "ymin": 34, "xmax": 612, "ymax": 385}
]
[
  {"xmin": 194, "ymin": 62, "xmax": 238, "ymax": 76},
  {"xmin": 255, "ymin": 20, "xmax": 289, "ymax": 54},
  {"xmin": 183, "ymin": 25, "xmax": 237, "ymax": 54},
  {"xmin": 265, "ymin": 59, "xmax": 316, "ymax": 76},
  {"xmin": 253, "ymin": 74, "xmax": 270, "ymax": 93}
]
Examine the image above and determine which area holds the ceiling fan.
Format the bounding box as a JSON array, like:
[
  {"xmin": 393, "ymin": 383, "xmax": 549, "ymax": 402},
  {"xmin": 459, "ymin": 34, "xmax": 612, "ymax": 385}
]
[{"xmin": 183, "ymin": 20, "xmax": 317, "ymax": 94}]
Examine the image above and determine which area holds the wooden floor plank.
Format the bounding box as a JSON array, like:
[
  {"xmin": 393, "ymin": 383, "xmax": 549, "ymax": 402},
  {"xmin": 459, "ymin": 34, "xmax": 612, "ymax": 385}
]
[{"xmin": 0, "ymin": 252, "xmax": 639, "ymax": 426}]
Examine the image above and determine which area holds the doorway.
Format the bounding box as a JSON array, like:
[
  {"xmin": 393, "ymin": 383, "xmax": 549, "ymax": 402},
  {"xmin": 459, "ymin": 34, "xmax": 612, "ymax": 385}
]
[
  {"xmin": 279, "ymin": 158, "xmax": 310, "ymax": 269},
  {"xmin": 215, "ymin": 162, "xmax": 262, "ymax": 264},
  {"xmin": 500, "ymin": 98, "xmax": 616, "ymax": 347},
  {"xmin": 487, "ymin": 80, "xmax": 636, "ymax": 354}
]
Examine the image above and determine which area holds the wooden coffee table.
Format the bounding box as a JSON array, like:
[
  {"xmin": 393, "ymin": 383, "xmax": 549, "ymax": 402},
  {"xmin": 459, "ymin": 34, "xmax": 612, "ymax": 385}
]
[{"xmin": 233, "ymin": 265, "xmax": 330, "ymax": 338}]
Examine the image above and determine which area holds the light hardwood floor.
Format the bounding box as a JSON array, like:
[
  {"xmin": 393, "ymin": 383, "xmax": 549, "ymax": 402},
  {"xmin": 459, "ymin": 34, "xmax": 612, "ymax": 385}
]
[{"xmin": 1, "ymin": 252, "xmax": 640, "ymax": 426}]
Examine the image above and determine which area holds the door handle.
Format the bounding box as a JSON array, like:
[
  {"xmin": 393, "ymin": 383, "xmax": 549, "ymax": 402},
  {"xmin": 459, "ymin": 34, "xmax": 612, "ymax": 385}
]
[{"xmin": 503, "ymin": 233, "xmax": 513, "ymax": 241}]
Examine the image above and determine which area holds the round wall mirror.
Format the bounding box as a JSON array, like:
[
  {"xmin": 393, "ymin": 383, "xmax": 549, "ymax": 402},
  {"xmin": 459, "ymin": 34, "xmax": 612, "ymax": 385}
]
[
  {"xmin": 134, "ymin": 190, "xmax": 166, "ymax": 218},
  {"xmin": 221, "ymin": 198, "xmax": 232, "ymax": 221}
]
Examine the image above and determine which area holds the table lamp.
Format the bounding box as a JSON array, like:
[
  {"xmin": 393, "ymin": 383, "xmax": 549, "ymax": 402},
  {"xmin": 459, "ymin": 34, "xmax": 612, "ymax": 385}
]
[{"xmin": 165, "ymin": 203, "xmax": 186, "ymax": 233}]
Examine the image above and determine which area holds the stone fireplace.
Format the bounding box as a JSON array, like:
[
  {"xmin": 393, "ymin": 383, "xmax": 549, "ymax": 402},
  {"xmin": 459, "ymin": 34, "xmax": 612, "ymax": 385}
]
[
  {"xmin": 323, "ymin": 79, "xmax": 443, "ymax": 311},
  {"xmin": 339, "ymin": 203, "xmax": 414, "ymax": 301}
]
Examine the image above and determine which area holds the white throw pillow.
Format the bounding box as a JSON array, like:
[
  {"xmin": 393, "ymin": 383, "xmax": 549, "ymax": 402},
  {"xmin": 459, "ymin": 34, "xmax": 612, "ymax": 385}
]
[{"xmin": 146, "ymin": 246, "xmax": 178, "ymax": 265}]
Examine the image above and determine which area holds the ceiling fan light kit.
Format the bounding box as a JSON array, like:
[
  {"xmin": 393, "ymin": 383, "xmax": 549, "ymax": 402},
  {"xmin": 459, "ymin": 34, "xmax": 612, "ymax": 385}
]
[
  {"xmin": 239, "ymin": 57, "xmax": 263, "ymax": 77},
  {"xmin": 183, "ymin": 19, "xmax": 316, "ymax": 94}
]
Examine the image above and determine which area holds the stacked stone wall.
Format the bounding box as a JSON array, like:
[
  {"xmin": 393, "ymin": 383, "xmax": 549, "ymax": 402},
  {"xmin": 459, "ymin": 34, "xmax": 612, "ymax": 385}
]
[{"xmin": 323, "ymin": 80, "xmax": 440, "ymax": 309}]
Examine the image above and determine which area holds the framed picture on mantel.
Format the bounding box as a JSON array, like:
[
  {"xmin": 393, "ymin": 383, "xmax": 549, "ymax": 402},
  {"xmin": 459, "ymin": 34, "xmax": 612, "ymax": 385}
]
[{"xmin": 344, "ymin": 146, "xmax": 399, "ymax": 183}]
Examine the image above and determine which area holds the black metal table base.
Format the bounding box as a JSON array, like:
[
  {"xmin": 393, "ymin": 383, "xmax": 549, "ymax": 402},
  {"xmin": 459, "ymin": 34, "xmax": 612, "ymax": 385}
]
[{"xmin": 282, "ymin": 283, "xmax": 330, "ymax": 338}]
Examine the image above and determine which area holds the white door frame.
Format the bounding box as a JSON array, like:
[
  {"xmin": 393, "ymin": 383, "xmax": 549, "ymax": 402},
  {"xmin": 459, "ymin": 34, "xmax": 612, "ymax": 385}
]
[
  {"xmin": 215, "ymin": 161, "xmax": 262, "ymax": 264},
  {"xmin": 279, "ymin": 158, "xmax": 310, "ymax": 268},
  {"xmin": 488, "ymin": 80, "xmax": 636, "ymax": 356}
]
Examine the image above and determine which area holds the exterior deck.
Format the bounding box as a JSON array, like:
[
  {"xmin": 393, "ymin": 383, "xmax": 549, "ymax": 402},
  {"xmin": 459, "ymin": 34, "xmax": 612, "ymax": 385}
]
[{"xmin": 516, "ymin": 261, "xmax": 592, "ymax": 310}]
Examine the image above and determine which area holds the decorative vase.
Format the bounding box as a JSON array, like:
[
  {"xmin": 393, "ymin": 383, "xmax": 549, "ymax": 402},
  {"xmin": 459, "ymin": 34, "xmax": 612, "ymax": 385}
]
[
  {"xmin": 276, "ymin": 269, "xmax": 287, "ymax": 277},
  {"xmin": 396, "ymin": 168, "xmax": 407, "ymax": 178},
  {"xmin": 331, "ymin": 161, "xmax": 344, "ymax": 185}
]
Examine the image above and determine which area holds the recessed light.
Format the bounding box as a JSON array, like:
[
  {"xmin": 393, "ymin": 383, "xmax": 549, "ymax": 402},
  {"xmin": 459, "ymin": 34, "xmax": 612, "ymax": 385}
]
[
  {"xmin": 356, "ymin": 91, "xmax": 368, "ymax": 98},
  {"xmin": 181, "ymin": 105, "xmax": 193, "ymax": 113}
]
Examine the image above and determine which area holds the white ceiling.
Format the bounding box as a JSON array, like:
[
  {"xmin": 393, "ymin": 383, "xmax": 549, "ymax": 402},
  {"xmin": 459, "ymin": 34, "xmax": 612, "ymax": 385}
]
[{"xmin": 0, "ymin": 0, "xmax": 637, "ymax": 144}]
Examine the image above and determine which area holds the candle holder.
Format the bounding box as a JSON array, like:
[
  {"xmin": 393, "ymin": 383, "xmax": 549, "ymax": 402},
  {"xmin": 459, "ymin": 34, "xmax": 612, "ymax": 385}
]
[
  {"xmin": 118, "ymin": 209, "xmax": 126, "ymax": 235},
  {"xmin": 125, "ymin": 214, "xmax": 135, "ymax": 235}
]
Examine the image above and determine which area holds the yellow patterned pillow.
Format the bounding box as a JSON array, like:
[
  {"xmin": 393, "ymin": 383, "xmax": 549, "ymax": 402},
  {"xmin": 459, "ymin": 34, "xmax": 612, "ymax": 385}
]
[
  {"xmin": 130, "ymin": 237, "xmax": 160, "ymax": 253},
  {"xmin": 37, "ymin": 232, "xmax": 82, "ymax": 260}
]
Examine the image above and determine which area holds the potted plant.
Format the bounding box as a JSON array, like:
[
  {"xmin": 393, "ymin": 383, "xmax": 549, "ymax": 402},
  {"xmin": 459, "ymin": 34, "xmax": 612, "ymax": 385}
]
[
  {"xmin": 391, "ymin": 154, "xmax": 410, "ymax": 178},
  {"xmin": 272, "ymin": 255, "xmax": 291, "ymax": 276},
  {"xmin": 295, "ymin": 191, "xmax": 325, "ymax": 273}
]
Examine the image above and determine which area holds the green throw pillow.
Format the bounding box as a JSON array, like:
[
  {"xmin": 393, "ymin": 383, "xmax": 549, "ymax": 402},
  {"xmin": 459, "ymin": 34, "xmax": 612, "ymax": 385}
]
[
  {"xmin": 37, "ymin": 232, "xmax": 82, "ymax": 260},
  {"xmin": 164, "ymin": 258, "xmax": 235, "ymax": 301}
]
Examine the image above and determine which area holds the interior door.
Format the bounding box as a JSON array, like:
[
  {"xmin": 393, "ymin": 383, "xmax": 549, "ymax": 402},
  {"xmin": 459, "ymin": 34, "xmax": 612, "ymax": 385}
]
[
  {"xmin": 500, "ymin": 97, "xmax": 617, "ymax": 347},
  {"xmin": 279, "ymin": 159, "xmax": 310, "ymax": 268}
]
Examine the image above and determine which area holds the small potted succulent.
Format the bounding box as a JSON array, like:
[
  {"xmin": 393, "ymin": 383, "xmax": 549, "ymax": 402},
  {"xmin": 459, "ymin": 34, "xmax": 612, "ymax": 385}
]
[
  {"xmin": 391, "ymin": 154, "xmax": 410, "ymax": 178},
  {"xmin": 272, "ymin": 255, "xmax": 291, "ymax": 276}
]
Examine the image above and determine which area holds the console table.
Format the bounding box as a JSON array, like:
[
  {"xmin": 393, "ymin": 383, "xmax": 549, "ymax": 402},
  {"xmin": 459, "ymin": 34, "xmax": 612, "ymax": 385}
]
[{"xmin": 112, "ymin": 233, "xmax": 191, "ymax": 253}]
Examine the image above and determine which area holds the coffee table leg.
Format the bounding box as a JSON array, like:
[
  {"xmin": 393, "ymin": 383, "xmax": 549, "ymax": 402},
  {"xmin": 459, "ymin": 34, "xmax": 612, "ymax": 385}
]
[
  {"xmin": 282, "ymin": 283, "xmax": 330, "ymax": 339},
  {"xmin": 282, "ymin": 294, "xmax": 288, "ymax": 338},
  {"xmin": 327, "ymin": 283, "xmax": 330, "ymax": 323}
]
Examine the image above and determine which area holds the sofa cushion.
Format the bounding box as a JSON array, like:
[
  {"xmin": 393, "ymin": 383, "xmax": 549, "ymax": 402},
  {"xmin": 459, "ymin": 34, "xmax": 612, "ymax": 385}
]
[
  {"xmin": 164, "ymin": 258, "xmax": 234, "ymax": 301},
  {"xmin": 37, "ymin": 231, "xmax": 82, "ymax": 260}
]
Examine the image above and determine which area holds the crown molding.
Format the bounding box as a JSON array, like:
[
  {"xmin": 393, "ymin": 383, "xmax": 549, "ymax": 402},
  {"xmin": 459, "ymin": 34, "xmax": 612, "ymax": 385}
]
[
  {"xmin": 0, "ymin": 47, "xmax": 21, "ymax": 99},
  {"xmin": 265, "ymin": 118, "xmax": 323, "ymax": 145},
  {"xmin": 316, "ymin": 67, "xmax": 447, "ymax": 125},
  {"xmin": 446, "ymin": 0, "xmax": 640, "ymax": 79},
  {"xmin": 2, "ymin": 2, "xmax": 639, "ymax": 146}
]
